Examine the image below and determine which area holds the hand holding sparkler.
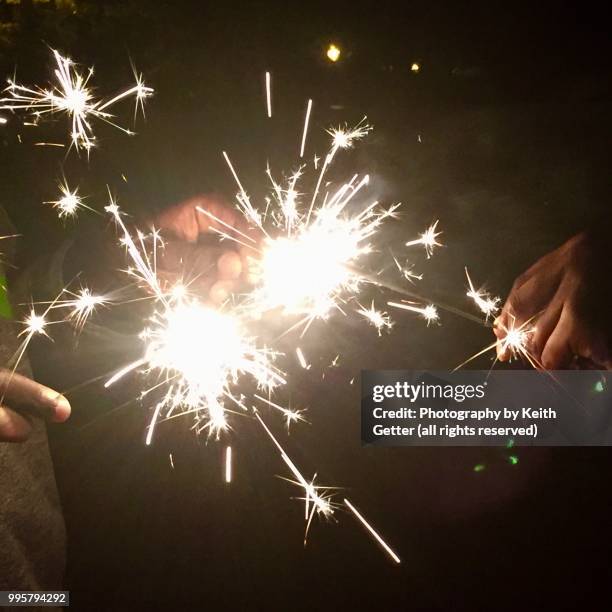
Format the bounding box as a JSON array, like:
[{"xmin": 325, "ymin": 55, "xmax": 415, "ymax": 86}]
[
  {"xmin": 152, "ymin": 195, "xmax": 251, "ymax": 304},
  {"xmin": 495, "ymin": 231, "xmax": 612, "ymax": 369},
  {"xmin": 0, "ymin": 369, "xmax": 70, "ymax": 442}
]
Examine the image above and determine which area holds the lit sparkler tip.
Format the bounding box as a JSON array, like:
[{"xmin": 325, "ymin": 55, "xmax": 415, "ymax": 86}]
[{"xmin": 498, "ymin": 316, "xmax": 535, "ymax": 361}]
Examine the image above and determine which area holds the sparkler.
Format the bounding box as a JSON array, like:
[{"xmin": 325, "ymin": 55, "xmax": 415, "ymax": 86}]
[
  {"xmin": 454, "ymin": 314, "xmax": 538, "ymax": 371},
  {"xmin": 2, "ymin": 53, "xmax": 440, "ymax": 563},
  {"xmin": 98, "ymin": 175, "xmax": 405, "ymax": 557},
  {"xmin": 0, "ymin": 49, "xmax": 153, "ymax": 152},
  {"xmin": 103, "ymin": 202, "xmax": 285, "ymax": 441},
  {"xmin": 208, "ymin": 121, "xmax": 411, "ymax": 340}
]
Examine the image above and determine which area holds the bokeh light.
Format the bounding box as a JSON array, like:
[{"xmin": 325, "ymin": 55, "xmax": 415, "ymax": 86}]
[{"xmin": 326, "ymin": 43, "xmax": 341, "ymax": 63}]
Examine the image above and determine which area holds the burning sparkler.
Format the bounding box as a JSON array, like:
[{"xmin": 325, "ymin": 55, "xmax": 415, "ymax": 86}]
[
  {"xmin": 203, "ymin": 120, "xmax": 410, "ymax": 340},
  {"xmin": 103, "ymin": 202, "xmax": 285, "ymax": 441},
  {"xmin": 454, "ymin": 314, "xmax": 538, "ymax": 371},
  {"xmin": 0, "ymin": 49, "xmax": 153, "ymax": 152}
]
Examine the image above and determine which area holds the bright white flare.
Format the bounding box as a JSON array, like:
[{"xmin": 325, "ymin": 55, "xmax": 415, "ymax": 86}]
[
  {"xmin": 104, "ymin": 203, "xmax": 284, "ymax": 440},
  {"xmin": 143, "ymin": 300, "xmax": 282, "ymax": 437},
  {"xmin": 213, "ymin": 125, "xmax": 401, "ymax": 335},
  {"xmin": 0, "ymin": 49, "xmax": 153, "ymax": 151}
]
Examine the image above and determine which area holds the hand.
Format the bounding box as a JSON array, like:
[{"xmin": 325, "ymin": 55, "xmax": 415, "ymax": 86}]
[
  {"xmin": 0, "ymin": 369, "xmax": 71, "ymax": 442},
  {"xmin": 494, "ymin": 232, "xmax": 612, "ymax": 369},
  {"xmin": 152, "ymin": 195, "xmax": 252, "ymax": 304}
]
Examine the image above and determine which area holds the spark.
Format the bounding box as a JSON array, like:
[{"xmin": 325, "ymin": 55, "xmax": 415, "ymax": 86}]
[
  {"xmin": 405, "ymin": 220, "xmax": 442, "ymax": 258},
  {"xmin": 465, "ymin": 267, "xmax": 500, "ymax": 319},
  {"xmin": 387, "ymin": 300, "xmax": 439, "ymax": 325},
  {"xmin": 344, "ymin": 498, "xmax": 401, "ymax": 564},
  {"xmin": 45, "ymin": 180, "xmax": 94, "ymax": 219},
  {"xmin": 410, "ymin": 62, "xmax": 420, "ymax": 73},
  {"xmin": 254, "ymin": 394, "xmax": 306, "ymax": 429},
  {"xmin": 296, "ymin": 347, "xmax": 310, "ymax": 369},
  {"xmin": 169, "ymin": 453, "xmax": 175, "ymax": 469},
  {"xmin": 326, "ymin": 118, "xmax": 372, "ymax": 151},
  {"xmin": 256, "ymin": 413, "xmax": 338, "ymax": 544},
  {"xmin": 225, "ymin": 446, "xmax": 232, "ymax": 483},
  {"xmin": 299, "ymin": 98, "xmax": 313, "ymax": 158},
  {"xmin": 357, "ymin": 301, "xmax": 393, "ymax": 335},
  {"xmin": 265, "ymin": 71, "xmax": 272, "ymax": 118},
  {"xmin": 0, "ymin": 49, "xmax": 153, "ymax": 152},
  {"xmin": 393, "ymin": 256, "xmax": 423, "ymax": 283},
  {"xmin": 20, "ymin": 309, "xmax": 49, "ymax": 338},
  {"xmin": 61, "ymin": 287, "xmax": 110, "ymax": 331}
]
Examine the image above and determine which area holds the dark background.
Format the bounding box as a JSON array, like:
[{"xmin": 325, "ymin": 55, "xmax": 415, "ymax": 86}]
[{"xmin": 1, "ymin": 1, "xmax": 611, "ymax": 610}]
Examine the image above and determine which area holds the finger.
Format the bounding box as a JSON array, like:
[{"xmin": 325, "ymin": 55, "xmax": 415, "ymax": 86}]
[
  {"xmin": 194, "ymin": 196, "xmax": 246, "ymax": 236},
  {"xmin": 217, "ymin": 251, "xmax": 242, "ymax": 281},
  {"xmin": 158, "ymin": 240, "xmax": 224, "ymax": 280},
  {"xmin": 576, "ymin": 331, "xmax": 612, "ymax": 371},
  {"xmin": 208, "ymin": 280, "xmax": 239, "ymax": 306},
  {"xmin": 0, "ymin": 370, "xmax": 71, "ymax": 423},
  {"xmin": 0, "ymin": 405, "xmax": 32, "ymax": 442},
  {"xmin": 155, "ymin": 202, "xmax": 199, "ymax": 242},
  {"xmin": 540, "ymin": 306, "xmax": 574, "ymax": 370},
  {"xmin": 530, "ymin": 299, "xmax": 563, "ymax": 359}
]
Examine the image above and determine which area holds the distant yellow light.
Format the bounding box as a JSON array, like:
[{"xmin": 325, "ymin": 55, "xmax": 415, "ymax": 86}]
[
  {"xmin": 411, "ymin": 62, "xmax": 420, "ymax": 73},
  {"xmin": 326, "ymin": 44, "xmax": 341, "ymax": 63}
]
